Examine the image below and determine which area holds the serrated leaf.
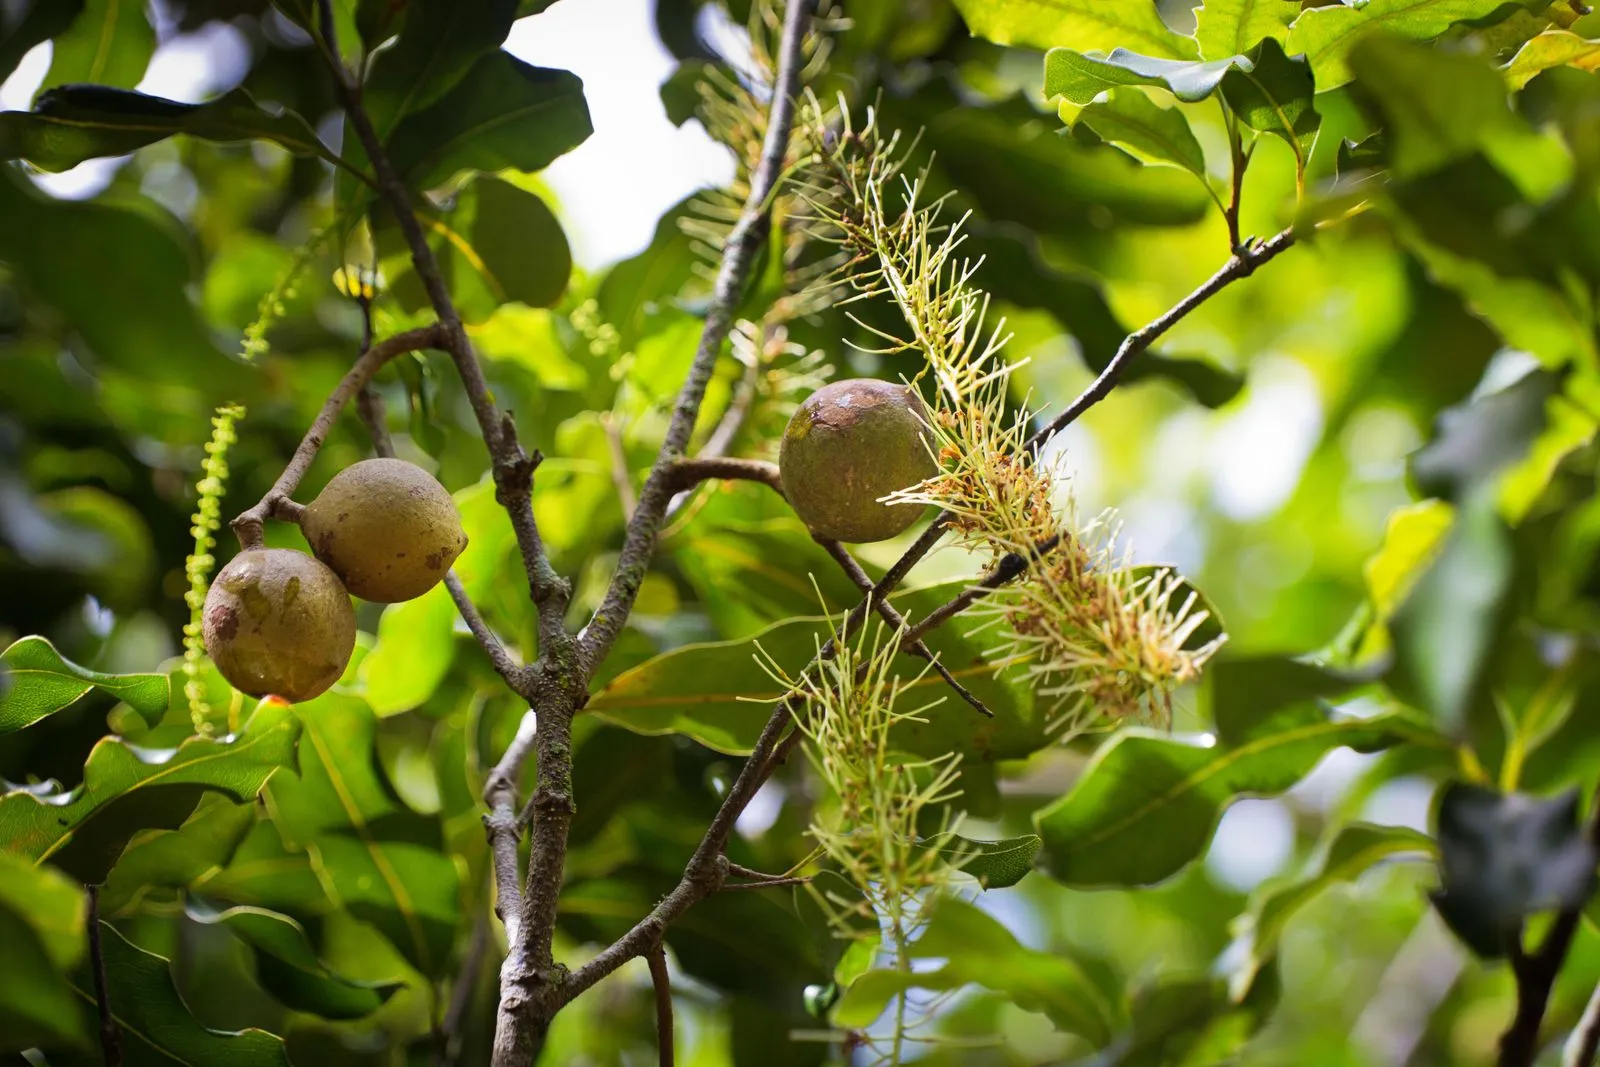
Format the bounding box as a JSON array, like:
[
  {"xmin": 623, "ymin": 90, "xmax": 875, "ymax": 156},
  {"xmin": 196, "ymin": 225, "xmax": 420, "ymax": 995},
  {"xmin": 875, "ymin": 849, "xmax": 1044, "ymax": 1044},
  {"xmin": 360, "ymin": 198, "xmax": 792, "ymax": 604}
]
[
  {"xmin": 1072, "ymin": 87, "xmax": 1210, "ymax": 185},
  {"xmin": 267, "ymin": 693, "xmax": 460, "ymax": 977},
  {"xmin": 54, "ymin": 923, "xmax": 290, "ymax": 1067},
  {"xmin": 1194, "ymin": 0, "xmax": 1298, "ymax": 61},
  {"xmin": 382, "ymin": 52, "xmax": 593, "ymax": 193},
  {"xmin": 1231, "ymin": 823, "xmax": 1433, "ymax": 995},
  {"xmin": 186, "ymin": 902, "xmax": 402, "ymax": 1020},
  {"xmin": 1045, "ymin": 48, "xmax": 1241, "ymax": 105},
  {"xmin": 39, "ymin": 0, "xmax": 153, "ymax": 93},
  {"xmin": 1220, "ymin": 38, "xmax": 1319, "ymax": 161},
  {"xmin": 0, "ymin": 852, "xmax": 88, "ymax": 1052},
  {"xmin": 954, "ymin": 0, "xmax": 1198, "ymax": 58},
  {"xmin": 916, "ymin": 832, "xmax": 1042, "ymax": 888},
  {"xmin": 1286, "ymin": 0, "xmax": 1527, "ymax": 90},
  {"xmin": 0, "ymin": 84, "xmax": 347, "ymax": 173},
  {"xmin": 833, "ymin": 898, "xmax": 1114, "ymax": 1043},
  {"xmin": 0, "ymin": 636, "xmax": 167, "ymax": 735},
  {"xmin": 0, "ymin": 1, "xmax": 86, "ymax": 85},
  {"xmin": 1504, "ymin": 29, "xmax": 1600, "ymax": 89},
  {"xmin": 377, "ymin": 174, "xmax": 573, "ymax": 324},
  {"xmin": 1035, "ymin": 703, "xmax": 1432, "ymax": 886},
  {"xmin": 0, "ymin": 699, "xmax": 300, "ymax": 882},
  {"xmin": 99, "ymin": 796, "xmax": 257, "ymax": 917},
  {"xmin": 1431, "ymin": 783, "xmax": 1597, "ymax": 958}
]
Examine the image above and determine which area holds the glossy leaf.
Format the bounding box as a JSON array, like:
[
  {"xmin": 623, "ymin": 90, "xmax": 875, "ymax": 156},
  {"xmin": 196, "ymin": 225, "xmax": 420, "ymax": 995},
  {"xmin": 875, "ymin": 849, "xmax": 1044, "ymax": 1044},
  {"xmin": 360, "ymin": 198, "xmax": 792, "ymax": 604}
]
[
  {"xmin": 378, "ymin": 174, "xmax": 574, "ymax": 323},
  {"xmin": 382, "ymin": 52, "xmax": 593, "ymax": 192},
  {"xmin": 39, "ymin": 0, "xmax": 154, "ymax": 92},
  {"xmin": 916, "ymin": 832, "xmax": 1042, "ymax": 889},
  {"xmin": 0, "ymin": 635, "xmax": 167, "ymax": 735},
  {"xmin": 55, "ymin": 923, "xmax": 290, "ymax": 1067},
  {"xmin": 1431, "ymin": 783, "xmax": 1597, "ymax": 958},
  {"xmin": 1231, "ymin": 823, "xmax": 1433, "ymax": 994},
  {"xmin": 0, "ymin": 84, "xmax": 344, "ymax": 173},
  {"xmin": 0, "ymin": 699, "xmax": 300, "ymax": 882},
  {"xmin": 1072, "ymin": 88, "xmax": 1210, "ymax": 185},
  {"xmin": 267, "ymin": 693, "xmax": 461, "ymax": 976},
  {"xmin": 955, "ymin": 0, "xmax": 1198, "ymax": 58},
  {"xmin": 1286, "ymin": 0, "xmax": 1525, "ymax": 89},
  {"xmin": 1194, "ymin": 0, "xmax": 1298, "ymax": 61},
  {"xmin": 834, "ymin": 898, "xmax": 1114, "ymax": 1044},
  {"xmin": 1045, "ymin": 48, "xmax": 1240, "ymax": 105},
  {"xmin": 187, "ymin": 902, "xmax": 402, "ymax": 1019},
  {"xmin": 1220, "ymin": 38, "xmax": 1319, "ymax": 160},
  {"xmin": 360, "ymin": 582, "xmax": 458, "ymax": 716},
  {"xmin": 99, "ymin": 796, "xmax": 257, "ymax": 917},
  {"xmin": 1035, "ymin": 702, "xmax": 1431, "ymax": 886}
]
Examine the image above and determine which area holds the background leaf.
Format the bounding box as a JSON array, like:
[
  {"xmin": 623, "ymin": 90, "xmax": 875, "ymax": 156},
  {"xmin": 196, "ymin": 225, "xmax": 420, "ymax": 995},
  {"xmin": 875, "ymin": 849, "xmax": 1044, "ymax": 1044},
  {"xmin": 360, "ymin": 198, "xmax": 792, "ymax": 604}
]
[
  {"xmin": 954, "ymin": 0, "xmax": 1198, "ymax": 57},
  {"xmin": 1286, "ymin": 0, "xmax": 1525, "ymax": 89},
  {"xmin": 0, "ymin": 636, "xmax": 167, "ymax": 735},
  {"xmin": 0, "ymin": 851, "xmax": 88, "ymax": 1053}
]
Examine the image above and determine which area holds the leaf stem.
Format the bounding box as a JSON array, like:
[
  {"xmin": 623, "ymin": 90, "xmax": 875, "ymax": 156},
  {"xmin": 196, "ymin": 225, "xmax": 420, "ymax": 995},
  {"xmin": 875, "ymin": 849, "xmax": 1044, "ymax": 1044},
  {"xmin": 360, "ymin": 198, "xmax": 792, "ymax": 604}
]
[
  {"xmin": 86, "ymin": 885, "xmax": 122, "ymax": 1067},
  {"xmin": 647, "ymin": 943, "xmax": 675, "ymax": 1067}
]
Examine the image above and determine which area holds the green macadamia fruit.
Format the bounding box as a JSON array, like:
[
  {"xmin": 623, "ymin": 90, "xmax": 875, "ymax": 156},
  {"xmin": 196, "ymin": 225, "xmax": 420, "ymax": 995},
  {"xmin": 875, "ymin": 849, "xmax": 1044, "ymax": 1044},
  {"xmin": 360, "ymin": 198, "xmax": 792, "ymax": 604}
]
[
  {"xmin": 779, "ymin": 378, "xmax": 938, "ymax": 543},
  {"xmin": 301, "ymin": 458, "xmax": 468, "ymax": 603},
  {"xmin": 203, "ymin": 548, "xmax": 357, "ymax": 704}
]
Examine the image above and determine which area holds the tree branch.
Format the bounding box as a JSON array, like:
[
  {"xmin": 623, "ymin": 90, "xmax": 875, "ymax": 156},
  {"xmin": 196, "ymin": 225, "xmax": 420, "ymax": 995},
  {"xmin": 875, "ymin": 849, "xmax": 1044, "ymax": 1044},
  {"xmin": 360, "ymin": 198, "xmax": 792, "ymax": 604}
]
[
  {"xmin": 647, "ymin": 944, "xmax": 675, "ymax": 1067},
  {"xmin": 662, "ymin": 455, "xmax": 785, "ymax": 495},
  {"xmin": 1565, "ymin": 978, "xmax": 1600, "ymax": 1067},
  {"xmin": 482, "ymin": 710, "xmax": 538, "ymax": 946},
  {"xmin": 1499, "ymin": 794, "xmax": 1600, "ymax": 1067},
  {"xmin": 86, "ymin": 885, "xmax": 122, "ymax": 1067},
  {"xmin": 230, "ymin": 324, "xmax": 445, "ymax": 548},
  {"xmin": 576, "ymin": 0, "xmax": 816, "ymax": 678}
]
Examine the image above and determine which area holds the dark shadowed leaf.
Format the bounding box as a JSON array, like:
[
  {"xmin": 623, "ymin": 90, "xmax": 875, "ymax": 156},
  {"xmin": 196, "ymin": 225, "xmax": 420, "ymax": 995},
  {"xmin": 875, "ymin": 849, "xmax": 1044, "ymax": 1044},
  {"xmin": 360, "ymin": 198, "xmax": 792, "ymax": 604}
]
[
  {"xmin": 0, "ymin": 84, "xmax": 344, "ymax": 172},
  {"xmin": 955, "ymin": 0, "xmax": 1197, "ymax": 57},
  {"xmin": 192, "ymin": 817, "xmax": 331, "ymax": 916},
  {"xmin": 0, "ymin": 1, "xmax": 85, "ymax": 85},
  {"xmin": 834, "ymin": 898, "xmax": 1115, "ymax": 1043},
  {"xmin": 1410, "ymin": 367, "xmax": 1558, "ymax": 502},
  {"xmin": 186, "ymin": 902, "xmax": 403, "ymax": 1019},
  {"xmin": 0, "ymin": 636, "xmax": 167, "ymax": 735},
  {"xmin": 53, "ymin": 924, "xmax": 290, "ymax": 1067},
  {"xmin": 99, "ymin": 796, "xmax": 257, "ymax": 916},
  {"xmin": 39, "ymin": 0, "xmax": 154, "ymax": 92},
  {"xmin": 1220, "ymin": 38, "xmax": 1319, "ymax": 160},
  {"xmin": 358, "ymin": 0, "xmax": 519, "ymax": 144},
  {"xmin": 1194, "ymin": 0, "xmax": 1298, "ymax": 61},
  {"xmin": 0, "ymin": 852, "xmax": 87, "ymax": 1053},
  {"xmin": 916, "ymin": 832, "xmax": 1042, "ymax": 888},
  {"xmin": 1431, "ymin": 783, "xmax": 1597, "ymax": 958},
  {"xmin": 0, "ymin": 699, "xmax": 300, "ymax": 882},
  {"xmin": 1208, "ymin": 654, "xmax": 1381, "ymax": 746},
  {"xmin": 1286, "ymin": 0, "xmax": 1527, "ymax": 89}
]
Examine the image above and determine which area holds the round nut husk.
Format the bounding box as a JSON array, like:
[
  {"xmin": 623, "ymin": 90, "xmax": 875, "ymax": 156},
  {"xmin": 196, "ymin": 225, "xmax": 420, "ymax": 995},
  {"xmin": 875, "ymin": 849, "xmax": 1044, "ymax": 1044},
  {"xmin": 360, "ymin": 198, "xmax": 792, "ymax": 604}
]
[
  {"xmin": 779, "ymin": 378, "xmax": 937, "ymax": 543},
  {"xmin": 301, "ymin": 458, "xmax": 467, "ymax": 603},
  {"xmin": 202, "ymin": 548, "xmax": 357, "ymax": 704}
]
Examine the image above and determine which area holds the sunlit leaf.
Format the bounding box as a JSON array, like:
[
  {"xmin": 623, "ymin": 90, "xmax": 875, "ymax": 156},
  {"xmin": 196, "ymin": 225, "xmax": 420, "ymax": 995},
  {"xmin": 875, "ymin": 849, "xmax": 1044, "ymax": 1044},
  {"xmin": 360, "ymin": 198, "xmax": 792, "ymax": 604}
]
[
  {"xmin": 0, "ymin": 635, "xmax": 167, "ymax": 735},
  {"xmin": 1194, "ymin": 0, "xmax": 1298, "ymax": 61},
  {"xmin": 1045, "ymin": 48, "xmax": 1240, "ymax": 105},
  {"xmin": 1286, "ymin": 0, "xmax": 1528, "ymax": 89},
  {"xmin": 1220, "ymin": 38, "xmax": 1319, "ymax": 160},
  {"xmin": 1070, "ymin": 88, "xmax": 1210, "ymax": 186},
  {"xmin": 955, "ymin": 0, "xmax": 1198, "ymax": 58},
  {"xmin": 360, "ymin": 582, "xmax": 458, "ymax": 716},
  {"xmin": 1504, "ymin": 29, "xmax": 1600, "ymax": 89},
  {"xmin": 0, "ymin": 699, "xmax": 300, "ymax": 882}
]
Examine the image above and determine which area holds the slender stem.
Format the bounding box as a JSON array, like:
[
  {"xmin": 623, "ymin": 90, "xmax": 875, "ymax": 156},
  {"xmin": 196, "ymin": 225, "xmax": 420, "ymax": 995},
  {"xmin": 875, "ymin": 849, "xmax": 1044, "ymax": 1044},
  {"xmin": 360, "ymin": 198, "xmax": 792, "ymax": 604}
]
[
  {"xmin": 721, "ymin": 875, "xmax": 813, "ymax": 891},
  {"xmin": 603, "ymin": 414, "xmax": 638, "ymax": 521},
  {"xmin": 86, "ymin": 885, "xmax": 122, "ymax": 1067},
  {"xmin": 1499, "ymin": 795, "xmax": 1600, "ymax": 1067},
  {"xmin": 229, "ymin": 324, "xmax": 445, "ymax": 548},
  {"xmin": 439, "ymin": 913, "xmax": 490, "ymax": 1067},
  {"xmin": 665, "ymin": 333, "xmax": 766, "ymax": 518},
  {"xmin": 647, "ymin": 944, "xmax": 675, "ymax": 1067},
  {"xmin": 577, "ymin": 0, "xmax": 816, "ymax": 678},
  {"xmin": 1566, "ymin": 979, "xmax": 1600, "ymax": 1067},
  {"xmin": 483, "ymin": 711, "xmax": 539, "ymax": 946},
  {"xmin": 662, "ymin": 455, "xmax": 785, "ymax": 495}
]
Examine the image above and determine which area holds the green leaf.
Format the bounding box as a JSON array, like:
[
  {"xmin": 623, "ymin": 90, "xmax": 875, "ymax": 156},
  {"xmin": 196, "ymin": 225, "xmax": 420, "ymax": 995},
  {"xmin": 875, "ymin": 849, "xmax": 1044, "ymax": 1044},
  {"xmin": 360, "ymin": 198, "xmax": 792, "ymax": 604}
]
[
  {"xmin": 793, "ymin": 870, "xmax": 877, "ymax": 976},
  {"xmin": 1231, "ymin": 823, "xmax": 1433, "ymax": 994},
  {"xmin": 1194, "ymin": 0, "xmax": 1298, "ymax": 61},
  {"xmin": 0, "ymin": 852, "xmax": 88, "ymax": 1052},
  {"xmin": 1072, "ymin": 87, "xmax": 1210, "ymax": 185},
  {"xmin": 1504, "ymin": 29, "xmax": 1600, "ymax": 90},
  {"xmin": 55, "ymin": 923, "xmax": 290, "ymax": 1067},
  {"xmin": 359, "ymin": 0, "xmax": 519, "ymax": 146},
  {"xmin": 0, "ymin": 1, "xmax": 86, "ymax": 84},
  {"xmin": 382, "ymin": 53, "xmax": 593, "ymax": 193},
  {"xmin": 1411, "ymin": 368, "xmax": 1557, "ymax": 501},
  {"xmin": 191, "ymin": 817, "xmax": 331, "ymax": 916},
  {"xmin": 1035, "ymin": 702, "xmax": 1431, "ymax": 886},
  {"xmin": 1286, "ymin": 0, "xmax": 1527, "ymax": 90},
  {"xmin": 834, "ymin": 898, "xmax": 1115, "ymax": 1044},
  {"xmin": 954, "ymin": 0, "xmax": 1198, "ymax": 58},
  {"xmin": 1220, "ymin": 38, "xmax": 1320, "ymax": 161},
  {"xmin": 1208, "ymin": 654, "xmax": 1380, "ymax": 746},
  {"xmin": 0, "ymin": 635, "xmax": 167, "ymax": 735},
  {"xmin": 267, "ymin": 693, "xmax": 461, "ymax": 977},
  {"xmin": 378, "ymin": 174, "xmax": 574, "ymax": 324},
  {"xmin": 1045, "ymin": 48, "xmax": 1240, "ymax": 105},
  {"xmin": 0, "ymin": 698, "xmax": 300, "ymax": 882},
  {"xmin": 1431, "ymin": 783, "xmax": 1597, "ymax": 958},
  {"xmin": 186, "ymin": 902, "xmax": 402, "ymax": 1020},
  {"xmin": 360, "ymin": 582, "xmax": 458, "ymax": 716},
  {"xmin": 39, "ymin": 0, "xmax": 154, "ymax": 92},
  {"xmin": 916, "ymin": 832, "xmax": 1042, "ymax": 888},
  {"xmin": 0, "ymin": 84, "xmax": 346, "ymax": 173},
  {"xmin": 99, "ymin": 796, "xmax": 257, "ymax": 917}
]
